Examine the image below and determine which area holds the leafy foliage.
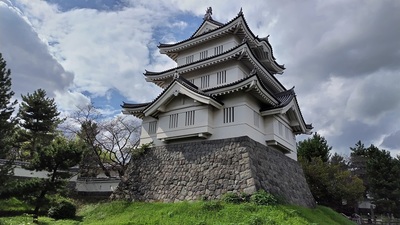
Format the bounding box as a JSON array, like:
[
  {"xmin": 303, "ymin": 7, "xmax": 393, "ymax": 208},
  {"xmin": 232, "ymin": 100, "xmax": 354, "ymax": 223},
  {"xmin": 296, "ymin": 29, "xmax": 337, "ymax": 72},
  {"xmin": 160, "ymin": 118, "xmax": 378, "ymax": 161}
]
[
  {"xmin": 16, "ymin": 89, "xmax": 83, "ymax": 221},
  {"xmin": 48, "ymin": 197, "xmax": 77, "ymax": 220},
  {"xmin": 297, "ymin": 132, "xmax": 331, "ymax": 163},
  {"xmin": 350, "ymin": 142, "xmax": 400, "ymax": 216},
  {"xmin": 221, "ymin": 192, "xmax": 242, "ymax": 204},
  {"xmin": 131, "ymin": 142, "xmax": 153, "ymax": 159},
  {"xmin": 0, "ymin": 52, "xmax": 18, "ymax": 188},
  {"xmin": 27, "ymin": 136, "xmax": 83, "ymax": 218},
  {"xmin": 298, "ymin": 134, "xmax": 364, "ymax": 212},
  {"xmin": 18, "ymin": 89, "xmax": 63, "ymax": 160},
  {"xmin": 250, "ymin": 190, "xmax": 278, "ymax": 206}
]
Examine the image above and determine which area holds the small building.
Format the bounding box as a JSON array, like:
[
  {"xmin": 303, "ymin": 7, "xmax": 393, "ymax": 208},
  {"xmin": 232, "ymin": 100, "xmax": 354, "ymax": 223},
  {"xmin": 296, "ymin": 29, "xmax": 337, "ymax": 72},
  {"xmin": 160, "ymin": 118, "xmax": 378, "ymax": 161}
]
[{"xmin": 122, "ymin": 7, "xmax": 312, "ymax": 161}]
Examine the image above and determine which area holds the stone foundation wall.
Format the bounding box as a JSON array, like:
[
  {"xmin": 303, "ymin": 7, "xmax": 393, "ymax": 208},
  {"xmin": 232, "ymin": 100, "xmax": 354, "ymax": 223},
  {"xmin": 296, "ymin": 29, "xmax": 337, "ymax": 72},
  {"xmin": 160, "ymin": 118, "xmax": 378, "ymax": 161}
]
[{"xmin": 112, "ymin": 136, "xmax": 315, "ymax": 207}]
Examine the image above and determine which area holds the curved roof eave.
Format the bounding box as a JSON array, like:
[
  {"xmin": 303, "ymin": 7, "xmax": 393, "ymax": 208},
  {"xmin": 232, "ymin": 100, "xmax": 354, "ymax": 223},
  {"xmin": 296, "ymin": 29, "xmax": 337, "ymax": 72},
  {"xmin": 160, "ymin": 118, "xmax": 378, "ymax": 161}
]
[
  {"xmin": 205, "ymin": 74, "xmax": 280, "ymax": 105},
  {"xmin": 146, "ymin": 42, "xmax": 286, "ymax": 92},
  {"xmin": 158, "ymin": 13, "xmax": 284, "ymax": 73},
  {"xmin": 121, "ymin": 102, "xmax": 150, "ymax": 118}
]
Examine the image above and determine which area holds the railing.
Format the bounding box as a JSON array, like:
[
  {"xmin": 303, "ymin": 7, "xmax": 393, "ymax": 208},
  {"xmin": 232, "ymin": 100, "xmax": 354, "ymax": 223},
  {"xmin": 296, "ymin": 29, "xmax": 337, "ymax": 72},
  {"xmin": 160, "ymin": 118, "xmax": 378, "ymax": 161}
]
[
  {"xmin": 351, "ymin": 218, "xmax": 400, "ymax": 225},
  {"xmin": 0, "ymin": 159, "xmax": 79, "ymax": 172}
]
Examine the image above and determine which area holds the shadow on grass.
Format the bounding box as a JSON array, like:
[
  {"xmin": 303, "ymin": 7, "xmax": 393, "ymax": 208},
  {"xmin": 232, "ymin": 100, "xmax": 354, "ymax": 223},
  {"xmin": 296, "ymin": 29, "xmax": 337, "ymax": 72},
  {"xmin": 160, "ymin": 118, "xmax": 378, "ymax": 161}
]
[{"xmin": 0, "ymin": 210, "xmax": 32, "ymax": 216}]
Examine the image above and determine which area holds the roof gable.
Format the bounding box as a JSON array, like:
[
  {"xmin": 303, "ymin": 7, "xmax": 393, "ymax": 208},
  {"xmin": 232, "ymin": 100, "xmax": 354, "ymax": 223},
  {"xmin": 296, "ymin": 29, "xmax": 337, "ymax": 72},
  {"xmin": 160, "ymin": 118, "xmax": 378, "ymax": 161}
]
[
  {"xmin": 143, "ymin": 77, "xmax": 223, "ymax": 117},
  {"xmin": 192, "ymin": 20, "xmax": 223, "ymax": 38}
]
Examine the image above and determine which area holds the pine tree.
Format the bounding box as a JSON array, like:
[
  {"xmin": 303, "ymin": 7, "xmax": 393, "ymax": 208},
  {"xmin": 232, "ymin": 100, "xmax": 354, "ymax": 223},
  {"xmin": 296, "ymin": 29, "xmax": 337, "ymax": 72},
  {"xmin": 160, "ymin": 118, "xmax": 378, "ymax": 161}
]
[
  {"xmin": 297, "ymin": 132, "xmax": 332, "ymax": 162},
  {"xmin": 17, "ymin": 89, "xmax": 83, "ymax": 221},
  {"xmin": 0, "ymin": 53, "xmax": 18, "ymax": 186},
  {"xmin": 30, "ymin": 136, "xmax": 83, "ymax": 220},
  {"xmin": 18, "ymin": 89, "xmax": 63, "ymax": 159}
]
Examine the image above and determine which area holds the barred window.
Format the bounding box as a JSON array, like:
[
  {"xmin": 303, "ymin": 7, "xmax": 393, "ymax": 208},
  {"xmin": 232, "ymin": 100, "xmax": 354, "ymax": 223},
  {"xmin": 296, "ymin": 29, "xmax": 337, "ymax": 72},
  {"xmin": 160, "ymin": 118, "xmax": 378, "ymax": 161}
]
[
  {"xmin": 201, "ymin": 75, "xmax": 210, "ymax": 88},
  {"xmin": 185, "ymin": 55, "xmax": 194, "ymax": 64},
  {"xmin": 217, "ymin": 70, "xmax": 226, "ymax": 84},
  {"xmin": 169, "ymin": 113, "xmax": 179, "ymax": 128},
  {"xmin": 148, "ymin": 121, "xmax": 157, "ymax": 134},
  {"xmin": 223, "ymin": 107, "xmax": 235, "ymax": 123},
  {"xmin": 185, "ymin": 110, "xmax": 195, "ymax": 126},
  {"xmin": 214, "ymin": 45, "xmax": 223, "ymax": 55},
  {"xmin": 199, "ymin": 50, "xmax": 208, "ymax": 60}
]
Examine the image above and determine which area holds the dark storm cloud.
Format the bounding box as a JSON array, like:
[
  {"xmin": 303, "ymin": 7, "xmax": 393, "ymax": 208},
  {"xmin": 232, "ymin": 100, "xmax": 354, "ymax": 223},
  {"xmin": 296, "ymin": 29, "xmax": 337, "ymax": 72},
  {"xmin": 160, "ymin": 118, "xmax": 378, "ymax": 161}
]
[
  {"xmin": 0, "ymin": 2, "xmax": 74, "ymax": 97},
  {"xmin": 259, "ymin": 1, "xmax": 400, "ymax": 155}
]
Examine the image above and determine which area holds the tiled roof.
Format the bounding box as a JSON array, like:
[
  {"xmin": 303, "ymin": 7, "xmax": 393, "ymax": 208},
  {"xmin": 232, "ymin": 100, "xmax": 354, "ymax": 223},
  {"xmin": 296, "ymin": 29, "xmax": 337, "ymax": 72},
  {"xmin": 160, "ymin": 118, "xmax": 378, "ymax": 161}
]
[
  {"xmin": 204, "ymin": 73, "xmax": 279, "ymax": 103},
  {"xmin": 121, "ymin": 102, "xmax": 151, "ymax": 109},
  {"xmin": 260, "ymin": 88, "xmax": 295, "ymax": 111},
  {"xmin": 146, "ymin": 42, "xmax": 286, "ymax": 93},
  {"xmin": 157, "ymin": 12, "xmax": 284, "ymax": 70},
  {"xmin": 145, "ymin": 42, "xmax": 247, "ymax": 77}
]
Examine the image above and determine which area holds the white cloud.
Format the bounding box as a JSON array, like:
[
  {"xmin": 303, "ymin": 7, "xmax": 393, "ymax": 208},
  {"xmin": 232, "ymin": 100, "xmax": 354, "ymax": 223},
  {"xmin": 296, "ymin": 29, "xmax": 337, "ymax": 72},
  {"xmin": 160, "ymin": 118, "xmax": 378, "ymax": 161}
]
[
  {"xmin": 2, "ymin": 0, "xmax": 400, "ymax": 157},
  {"xmin": 0, "ymin": 0, "xmax": 87, "ymax": 110}
]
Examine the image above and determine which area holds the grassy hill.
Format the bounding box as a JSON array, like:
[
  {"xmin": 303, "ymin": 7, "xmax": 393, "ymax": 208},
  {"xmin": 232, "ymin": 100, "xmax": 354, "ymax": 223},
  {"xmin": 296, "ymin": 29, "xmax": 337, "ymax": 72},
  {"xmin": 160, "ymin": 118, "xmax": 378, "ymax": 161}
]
[{"xmin": 0, "ymin": 199, "xmax": 356, "ymax": 225}]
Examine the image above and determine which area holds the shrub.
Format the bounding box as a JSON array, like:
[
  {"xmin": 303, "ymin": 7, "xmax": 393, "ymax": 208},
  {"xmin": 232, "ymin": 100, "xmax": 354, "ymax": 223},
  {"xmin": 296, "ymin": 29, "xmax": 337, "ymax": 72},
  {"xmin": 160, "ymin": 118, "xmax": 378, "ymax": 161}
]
[
  {"xmin": 250, "ymin": 190, "xmax": 278, "ymax": 206},
  {"xmin": 48, "ymin": 197, "xmax": 76, "ymax": 220},
  {"xmin": 240, "ymin": 192, "xmax": 251, "ymax": 202},
  {"xmin": 222, "ymin": 192, "xmax": 242, "ymax": 204},
  {"xmin": 222, "ymin": 192, "xmax": 251, "ymax": 204}
]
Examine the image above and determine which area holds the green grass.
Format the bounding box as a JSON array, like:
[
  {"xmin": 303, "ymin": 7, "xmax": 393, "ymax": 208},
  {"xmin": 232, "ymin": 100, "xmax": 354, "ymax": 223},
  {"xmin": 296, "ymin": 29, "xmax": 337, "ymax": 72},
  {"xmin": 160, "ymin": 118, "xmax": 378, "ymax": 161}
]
[
  {"xmin": 0, "ymin": 198, "xmax": 31, "ymax": 212},
  {"xmin": 0, "ymin": 199, "xmax": 356, "ymax": 225}
]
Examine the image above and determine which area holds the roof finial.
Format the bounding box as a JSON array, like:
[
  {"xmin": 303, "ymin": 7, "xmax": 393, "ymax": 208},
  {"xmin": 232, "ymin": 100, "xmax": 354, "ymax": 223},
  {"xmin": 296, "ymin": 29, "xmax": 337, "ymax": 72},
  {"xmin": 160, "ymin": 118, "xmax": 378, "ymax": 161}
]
[
  {"xmin": 204, "ymin": 7, "xmax": 212, "ymax": 20},
  {"xmin": 238, "ymin": 7, "xmax": 243, "ymax": 16}
]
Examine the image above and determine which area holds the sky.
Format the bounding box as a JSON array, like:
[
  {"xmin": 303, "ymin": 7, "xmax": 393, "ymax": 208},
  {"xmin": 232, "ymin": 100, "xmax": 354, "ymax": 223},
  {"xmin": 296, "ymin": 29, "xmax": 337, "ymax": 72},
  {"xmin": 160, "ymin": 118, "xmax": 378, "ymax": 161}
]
[{"xmin": 1, "ymin": 0, "xmax": 399, "ymax": 156}]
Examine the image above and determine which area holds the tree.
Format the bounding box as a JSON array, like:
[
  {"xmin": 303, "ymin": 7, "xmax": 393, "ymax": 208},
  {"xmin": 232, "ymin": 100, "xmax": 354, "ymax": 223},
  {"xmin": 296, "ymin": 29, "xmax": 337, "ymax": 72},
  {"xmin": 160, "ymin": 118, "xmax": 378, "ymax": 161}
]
[
  {"xmin": 298, "ymin": 134, "xmax": 364, "ymax": 212},
  {"xmin": 18, "ymin": 89, "xmax": 63, "ymax": 160},
  {"xmin": 96, "ymin": 115, "xmax": 140, "ymax": 177},
  {"xmin": 366, "ymin": 146, "xmax": 400, "ymax": 215},
  {"xmin": 297, "ymin": 132, "xmax": 332, "ymax": 162},
  {"xmin": 9, "ymin": 136, "xmax": 83, "ymax": 221},
  {"xmin": 350, "ymin": 142, "xmax": 400, "ymax": 216},
  {"xmin": 78, "ymin": 120, "xmax": 107, "ymax": 177},
  {"xmin": 31, "ymin": 136, "xmax": 83, "ymax": 220},
  {"xmin": 15, "ymin": 89, "xmax": 82, "ymax": 221},
  {"xmin": 0, "ymin": 53, "xmax": 18, "ymax": 190},
  {"xmin": 330, "ymin": 152, "xmax": 348, "ymax": 170},
  {"xmin": 300, "ymin": 156, "xmax": 364, "ymax": 210},
  {"xmin": 66, "ymin": 104, "xmax": 140, "ymax": 178}
]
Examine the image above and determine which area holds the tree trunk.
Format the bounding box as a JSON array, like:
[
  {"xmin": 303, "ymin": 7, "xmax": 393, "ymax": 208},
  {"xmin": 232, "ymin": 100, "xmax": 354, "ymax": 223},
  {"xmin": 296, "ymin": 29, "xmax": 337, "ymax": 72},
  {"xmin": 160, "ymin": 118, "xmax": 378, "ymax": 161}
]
[
  {"xmin": 32, "ymin": 183, "xmax": 48, "ymax": 223},
  {"xmin": 32, "ymin": 167, "xmax": 58, "ymax": 223}
]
